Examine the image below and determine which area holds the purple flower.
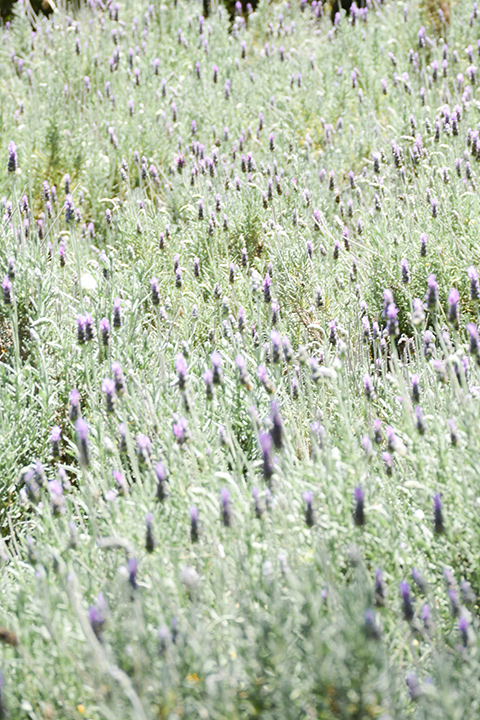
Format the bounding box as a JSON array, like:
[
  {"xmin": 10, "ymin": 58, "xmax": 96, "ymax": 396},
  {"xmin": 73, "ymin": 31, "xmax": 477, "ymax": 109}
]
[
  {"xmin": 89, "ymin": 593, "xmax": 107, "ymax": 640},
  {"xmin": 173, "ymin": 416, "xmax": 189, "ymax": 444},
  {"xmin": 190, "ymin": 505, "xmax": 199, "ymax": 542},
  {"xmin": 447, "ymin": 288, "xmax": 460, "ymax": 327},
  {"xmin": 433, "ymin": 493, "xmax": 444, "ymax": 533},
  {"xmin": 99, "ymin": 317, "xmax": 110, "ymax": 346},
  {"xmin": 7, "ymin": 140, "xmax": 17, "ymax": 172},
  {"xmin": 113, "ymin": 470, "xmax": 128, "ymax": 496},
  {"xmin": 113, "ymin": 297, "xmax": 122, "ymax": 328},
  {"xmin": 400, "ymin": 580, "xmax": 414, "ymax": 621},
  {"xmin": 382, "ymin": 451, "xmax": 393, "ymax": 475},
  {"xmin": 468, "ymin": 266, "xmax": 480, "ymax": 300},
  {"xmin": 137, "ymin": 433, "xmax": 152, "ymax": 464},
  {"xmin": 75, "ymin": 418, "xmax": 90, "ymax": 467},
  {"xmin": 303, "ymin": 491, "xmax": 314, "ymax": 528},
  {"xmin": 400, "ymin": 258, "xmax": 410, "ymax": 284},
  {"xmin": 150, "ymin": 277, "xmax": 160, "ymax": 306},
  {"xmin": 211, "ymin": 351, "xmax": 223, "ymax": 385},
  {"xmin": 69, "ymin": 389, "xmax": 80, "ymax": 422},
  {"xmin": 175, "ymin": 353, "xmax": 188, "ymax": 390},
  {"xmin": 2, "ymin": 276, "xmax": 12, "ymax": 305},
  {"xmin": 459, "ymin": 616, "xmax": 469, "ymax": 647},
  {"xmin": 270, "ymin": 401, "xmax": 283, "ymax": 450},
  {"xmin": 425, "ymin": 274, "xmax": 438, "ymax": 310},
  {"xmin": 128, "ymin": 557, "xmax": 138, "ymax": 590},
  {"xmin": 101, "ymin": 378, "xmax": 115, "ymax": 413},
  {"xmin": 263, "ymin": 273, "xmax": 272, "ymax": 303},
  {"xmin": 221, "ymin": 488, "xmax": 231, "ymax": 527},
  {"xmin": 155, "ymin": 462, "xmax": 168, "ymax": 501},
  {"xmin": 363, "ymin": 374, "xmax": 375, "ymax": 400},
  {"xmin": 386, "ymin": 303, "xmax": 399, "ymax": 337},
  {"xmin": 467, "ymin": 323, "xmax": 479, "ymax": 356},
  {"xmin": 145, "ymin": 513, "xmax": 156, "ymax": 553},
  {"xmin": 111, "ymin": 362, "xmax": 125, "ymax": 395},
  {"xmin": 353, "ymin": 486, "xmax": 365, "ymax": 527},
  {"xmin": 50, "ymin": 426, "xmax": 61, "ymax": 459},
  {"xmin": 259, "ymin": 432, "xmax": 274, "ymax": 481}
]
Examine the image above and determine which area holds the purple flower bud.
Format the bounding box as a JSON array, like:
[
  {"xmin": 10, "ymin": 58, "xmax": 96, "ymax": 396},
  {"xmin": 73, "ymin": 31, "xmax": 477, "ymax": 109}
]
[
  {"xmin": 459, "ymin": 616, "xmax": 469, "ymax": 646},
  {"xmin": 433, "ymin": 493, "xmax": 444, "ymax": 533},
  {"xmin": 128, "ymin": 557, "xmax": 138, "ymax": 590},
  {"xmin": 75, "ymin": 418, "xmax": 90, "ymax": 467},
  {"xmin": 400, "ymin": 258, "xmax": 410, "ymax": 284},
  {"xmin": 353, "ymin": 486, "xmax": 365, "ymax": 526},
  {"xmin": 2, "ymin": 276, "xmax": 12, "ymax": 305},
  {"xmin": 190, "ymin": 505, "xmax": 199, "ymax": 542},
  {"xmin": 101, "ymin": 378, "xmax": 115, "ymax": 413},
  {"xmin": 447, "ymin": 288, "xmax": 459, "ymax": 327},
  {"xmin": 50, "ymin": 425, "xmax": 61, "ymax": 459},
  {"xmin": 415, "ymin": 405, "xmax": 426, "ymax": 435},
  {"xmin": 363, "ymin": 374, "xmax": 375, "ymax": 400},
  {"xmin": 99, "ymin": 317, "xmax": 110, "ymax": 346},
  {"xmin": 175, "ymin": 353, "xmax": 188, "ymax": 390},
  {"xmin": 420, "ymin": 232, "xmax": 427, "ymax": 256},
  {"xmin": 155, "ymin": 462, "xmax": 168, "ymax": 501},
  {"xmin": 211, "ymin": 351, "xmax": 223, "ymax": 385},
  {"xmin": 400, "ymin": 580, "xmax": 414, "ymax": 621},
  {"xmin": 150, "ymin": 277, "xmax": 160, "ymax": 306},
  {"xmin": 113, "ymin": 297, "xmax": 122, "ymax": 328},
  {"xmin": 7, "ymin": 140, "xmax": 17, "ymax": 172},
  {"xmin": 382, "ymin": 451, "xmax": 393, "ymax": 475},
  {"xmin": 69, "ymin": 388, "xmax": 80, "ymax": 422},
  {"xmin": 220, "ymin": 488, "xmax": 231, "ymax": 527},
  {"xmin": 411, "ymin": 374, "xmax": 420, "ymax": 403},
  {"xmin": 303, "ymin": 491, "xmax": 314, "ymax": 527},
  {"xmin": 259, "ymin": 432, "xmax": 274, "ymax": 481},
  {"xmin": 386, "ymin": 303, "xmax": 399, "ymax": 337},
  {"xmin": 89, "ymin": 593, "xmax": 107, "ymax": 640},
  {"xmin": 467, "ymin": 323, "xmax": 479, "ymax": 356},
  {"xmin": 468, "ymin": 266, "xmax": 480, "ymax": 300},
  {"xmin": 137, "ymin": 433, "xmax": 152, "ymax": 465},
  {"xmin": 145, "ymin": 513, "xmax": 156, "ymax": 553},
  {"xmin": 173, "ymin": 415, "xmax": 189, "ymax": 444}
]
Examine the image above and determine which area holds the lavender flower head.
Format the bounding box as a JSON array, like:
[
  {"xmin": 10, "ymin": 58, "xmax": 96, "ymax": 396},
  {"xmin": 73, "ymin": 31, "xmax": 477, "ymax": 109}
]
[
  {"xmin": 425, "ymin": 274, "xmax": 439, "ymax": 310},
  {"xmin": 175, "ymin": 353, "xmax": 188, "ymax": 390},
  {"xmin": 303, "ymin": 491, "xmax": 314, "ymax": 527},
  {"xmin": 433, "ymin": 493, "xmax": 445, "ymax": 533},
  {"xmin": 50, "ymin": 425, "xmax": 61, "ymax": 459},
  {"xmin": 220, "ymin": 488, "xmax": 231, "ymax": 527},
  {"xmin": 468, "ymin": 266, "xmax": 480, "ymax": 300},
  {"xmin": 400, "ymin": 580, "xmax": 414, "ymax": 621},
  {"xmin": 89, "ymin": 593, "xmax": 107, "ymax": 640},
  {"xmin": 353, "ymin": 486, "xmax": 365, "ymax": 526},
  {"xmin": 190, "ymin": 505, "xmax": 199, "ymax": 542},
  {"xmin": 7, "ymin": 140, "xmax": 17, "ymax": 172},
  {"xmin": 137, "ymin": 433, "xmax": 152, "ymax": 464},
  {"xmin": 259, "ymin": 432, "xmax": 274, "ymax": 481},
  {"xmin": 75, "ymin": 417, "xmax": 90, "ymax": 467}
]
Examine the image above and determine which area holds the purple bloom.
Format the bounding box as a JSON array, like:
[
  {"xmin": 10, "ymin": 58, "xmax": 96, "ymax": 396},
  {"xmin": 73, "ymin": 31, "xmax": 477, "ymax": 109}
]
[
  {"xmin": 459, "ymin": 616, "xmax": 469, "ymax": 646},
  {"xmin": 69, "ymin": 388, "xmax": 80, "ymax": 422},
  {"xmin": 190, "ymin": 505, "xmax": 199, "ymax": 542},
  {"xmin": 111, "ymin": 362, "xmax": 125, "ymax": 395},
  {"xmin": 259, "ymin": 432, "xmax": 274, "ymax": 482},
  {"xmin": 50, "ymin": 425, "xmax": 61, "ymax": 459},
  {"xmin": 155, "ymin": 462, "xmax": 168, "ymax": 501},
  {"xmin": 211, "ymin": 351, "xmax": 223, "ymax": 385},
  {"xmin": 89, "ymin": 593, "xmax": 107, "ymax": 640},
  {"xmin": 270, "ymin": 401, "xmax": 283, "ymax": 450},
  {"xmin": 433, "ymin": 493, "xmax": 444, "ymax": 533},
  {"xmin": 99, "ymin": 317, "xmax": 110, "ymax": 346},
  {"xmin": 447, "ymin": 288, "xmax": 460, "ymax": 327},
  {"xmin": 175, "ymin": 353, "xmax": 188, "ymax": 390},
  {"xmin": 75, "ymin": 418, "xmax": 90, "ymax": 467},
  {"xmin": 467, "ymin": 323, "xmax": 479, "ymax": 356},
  {"xmin": 400, "ymin": 580, "xmax": 414, "ymax": 621},
  {"xmin": 400, "ymin": 258, "xmax": 410, "ymax": 284},
  {"xmin": 137, "ymin": 433, "xmax": 152, "ymax": 464},
  {"xmin": 425, "ymin": 274, "xmax": 438, "ymax": 310},
  {"xmin": 145, "ymin": 513, "xmax": 156, "ymax": 553},
  {"xmin": 363, "ymin": 374, "xmax": 374, "ymax": 400},
  {"xmin": 101, "ymin": 378, "xmax": 115, "ymax": 413},
  {"xmin": 263, "ymin": 273, "xmax": 272, "ymax": 303},
  {"xmin": 468, "ymin": 266, "xmax": 480, "ymax": 300},
  {"xmin": 128, "ymin": 557, "xmax": 138, "ymax": 590},
  {"xmin": 150, "ymin": 277, "xmax": 160, "ymax": 306},
  {"xmin": 7, "ymin": 140, "xmax": 17, "ymax": 172},
  {"xmin": 173, "ymin": 416, "xmax": 189, "ymax": 445},
  {"xmin": 353, "ymin": 486, "xmax": 365, "ymax": 527},
  {"xmin": 303, "ymin": 491, "xmax": 314, "ymax": 528},
  {"xmin": 2, "ymin": 276, "xmax": 12, "ymax": 305},
  {"xmin": 113, "ymin": 297, "xmax": 122, "ymax": 328},
  {"xmin": 386, "ymin": 303, "xmax": 399, "ymax": 337},
  {"xmin": 221, "ymin": 488, "xmax": 231, "ymax": 527}
]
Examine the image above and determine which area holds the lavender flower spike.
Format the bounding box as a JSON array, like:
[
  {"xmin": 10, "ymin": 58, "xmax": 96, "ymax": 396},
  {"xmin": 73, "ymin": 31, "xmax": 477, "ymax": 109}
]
[
  {"xmin": 400, "ymin": 580, "xmax": 414, "ymax": 621},
  {"xmin": 353, "ymin": 486, "xmax": 365, "ymax": 526},
  {"xmin": 220, "ymin": 488, "xmax": 231, "ymax": 527},
  {"xmin": 75, "ymin": 418, "xmax": 90, "ymax": 467},
  {"xmin": 433, "ymin": 493, "xmax": 445, "ymax": 533},
  {"xmin": 303, "ymin": 491, "xmax": 314, "ymax": 527},
  {"xmin": 7, "ymin": 141, "xmax": 17, "ymax": 173}
]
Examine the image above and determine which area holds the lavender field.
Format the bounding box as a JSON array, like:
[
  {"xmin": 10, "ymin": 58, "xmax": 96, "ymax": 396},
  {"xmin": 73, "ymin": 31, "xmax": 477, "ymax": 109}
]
[{"xmin": 1, "ymin": 0, "xmax": 480, "ymax": 717}]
